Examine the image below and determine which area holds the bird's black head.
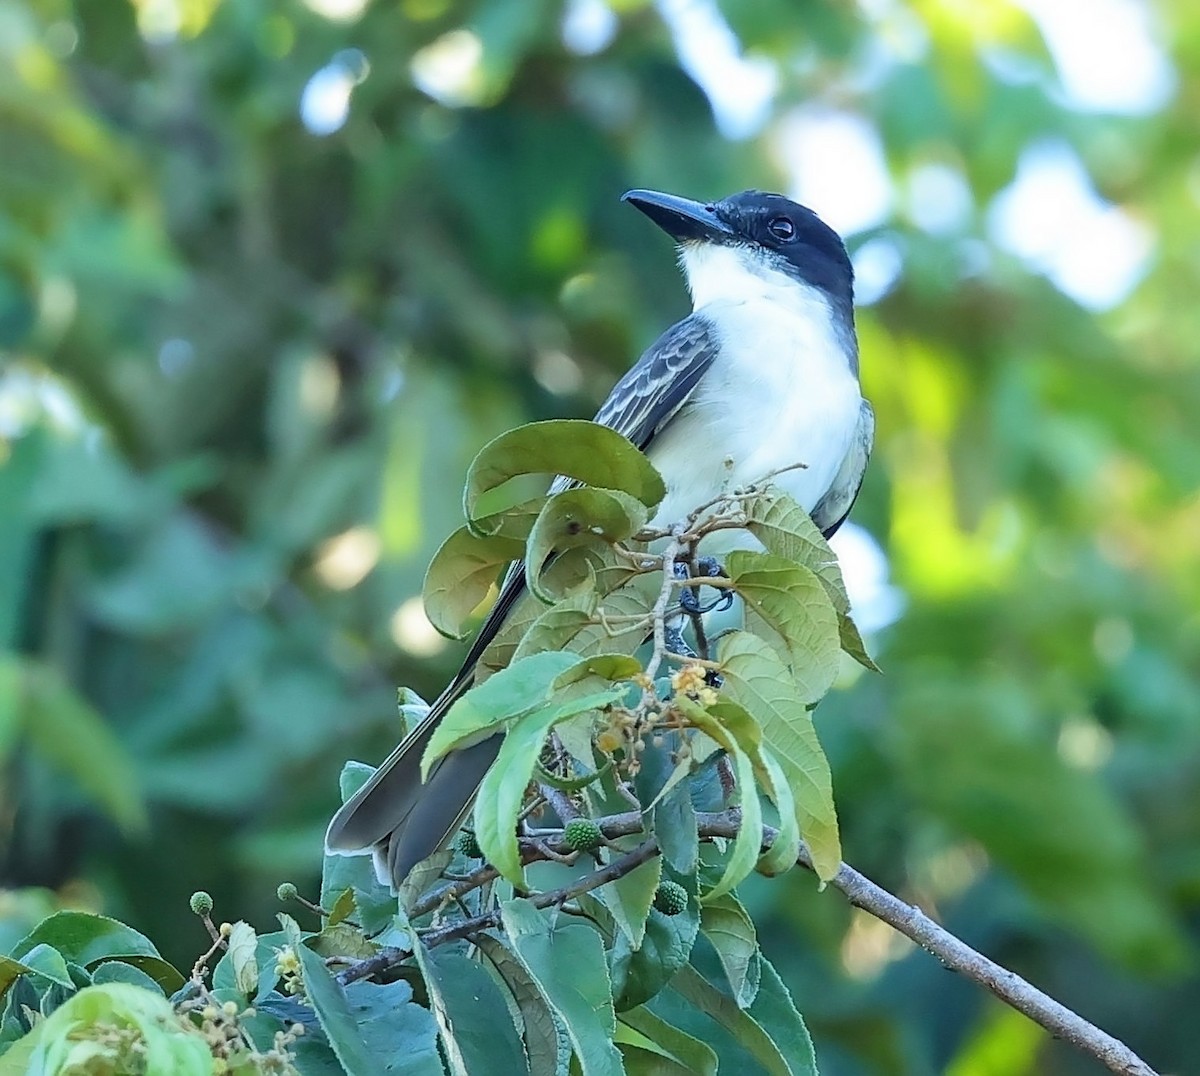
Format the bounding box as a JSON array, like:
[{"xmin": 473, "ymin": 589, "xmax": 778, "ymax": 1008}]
[{"xmin": 622, "ymin": 188, "xmax": 854, "ymax": 311}]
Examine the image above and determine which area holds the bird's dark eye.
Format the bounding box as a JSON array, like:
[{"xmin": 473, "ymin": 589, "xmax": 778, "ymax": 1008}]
[{"xmin": 767, "ymin": 216, "xmax": 796, "ymax": 241}]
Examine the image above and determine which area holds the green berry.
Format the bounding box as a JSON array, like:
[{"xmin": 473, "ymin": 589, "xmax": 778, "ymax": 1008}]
[
  {"xmin": 653, "ymin": 881, "xmax": 688, "ymax": 916},
  {"xmin": 276, "ymin": 882, "xmax": 299, "ymax": 903},
  {"xmin": 563, "ymin": 818, "xmax": 604, "ymax": 852},
  {"xmin": 455, "ymin": 829, "xmax": 483, "ymax": 859},
  {"xmin": 189, "ymin": 891, "xmax": 214, "ymax": 917}
]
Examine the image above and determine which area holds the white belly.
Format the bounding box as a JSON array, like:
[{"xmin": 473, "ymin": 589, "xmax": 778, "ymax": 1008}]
[{"xmin": 644, "ymin": 296, "xmax": 861, "ymax": 547}]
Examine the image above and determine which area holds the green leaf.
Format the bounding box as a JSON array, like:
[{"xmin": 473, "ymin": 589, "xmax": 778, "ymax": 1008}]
[
  {"xmin": 598, "ymin": 857, "xmax": 662, "ymax": 951},
  {"xmin": 669, "ymin": 962, "xmax": 815, "ymax": 1076},
  {"xmin": 673, "ymin": 699, "xmax": 762, "ymax": 903},
  {"xmin": 0, "ymin": 956, "xmax": 37, "ymax": 1001},
  {"xmin": 654, "ymin": 782, "xmax": 698, "ymax": 877},
  {"xmin": 741, "ymin": 490, "xmax": 847, "ymax": 608},
  {"xmin": 742, "ymin": 489, "xmax": 880, "ymax": 671},
  {"xmin": 213, "ymin": 930, "xmax": 284, "ymax": 1000},
  {"xmin": 618, "ymin": 1006, "xmax": 718, "ymax": 1076},
  {"xmin": 500, "ymin": 900, "xmax": 624, "ymax": 1076},
  {"xmin": 11, "ymin": 913, "xmax": 159, "ymax": 969},
  {"xmin": 326, "ymin": 888, "xmax": 357, "ymax": 927},
  {"xmin": 476, "ymin": 933, "xmax": 569, "ymax": 1076},
  {"xmin": 751, "ymin": 744, "xmax": 801, "ymax": 877},
  {"xmin": 308, "ymin": 923, "xmax": 379, "ymax": 963},
  {"xmin": 525, "ymin": 488, "xmax": 650, "ymax": 602},
  {"xmin": 424, "ymin": 527, "xmax": 526, "ymax": 639},
  {"xmin": 20, "ymin": 659, "xmax": 146, "ymax": 833},
  {"xmin": 725, "ymin": 550, "xmax": 841, "ymax": 704},
  {"xmin": 345, "ymin": 977, "xmax": 443, "ymax": 1076},
  {"xmin": 88, "ymin": 962, "xmax": 163, "ymax": 995},
  {"xmin": 296, "ymin": 942, "xmax": 376, "ymax": 1076},
  {"xmin": 717, "ymin": 632, "xmax": 841, "ymax": 881},
  {"xmin": 475, "ymin": 688, "xmax": 623, "ymax": 884},
  {"xmin": 14, "ymin": 945, "xmax": 72, "ymax": 991},
  {"xmin": 744, "ymin": 955, "xmax": 818, "ymax": 1076},
  {"xmin": 422, "ymin": 651, "xmax": 580, "ymax": 776},
  {"xmin": 412, "ymin": 945, "xmax": 530, "ymax": 1076},
  {"xmin": 610, "ymin": 878, "xmax": 701, "ymax": 1012},
  {"xmin": 464, "ymin": 420, "xmax": 666, "ymax": 528},
  {"xmin": 226, "ymin": 921, "xmax": 258, "ymax": 998},
  {"xmin": 698, "ymin": 896, "xmax": 759, "ymax": 1009},
  {"xmin": 513, "ymin": 589, "xmax": 600, "ymax": 661}
]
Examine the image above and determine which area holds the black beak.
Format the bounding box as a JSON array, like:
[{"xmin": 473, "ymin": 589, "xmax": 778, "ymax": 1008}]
[{"xmin": 621, "ymin": 189, "xmax": 736, "ymax": 243}]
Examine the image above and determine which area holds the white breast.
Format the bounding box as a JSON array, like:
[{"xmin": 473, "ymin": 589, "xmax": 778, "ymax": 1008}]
[{"xmin": 645, "ymin": 244, "xmax": 862, "ymax": 545}]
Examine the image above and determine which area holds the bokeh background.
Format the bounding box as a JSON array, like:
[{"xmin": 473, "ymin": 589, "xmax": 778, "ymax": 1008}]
[{"xmin": 2, "ymin": 0, "xmax": 1198, "ymax": 1071}]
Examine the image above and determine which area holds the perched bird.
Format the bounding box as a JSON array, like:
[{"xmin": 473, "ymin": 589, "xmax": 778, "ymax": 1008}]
[{"xmin": 326, "ymin": 188, "xmax": 874, "ymax": 888}]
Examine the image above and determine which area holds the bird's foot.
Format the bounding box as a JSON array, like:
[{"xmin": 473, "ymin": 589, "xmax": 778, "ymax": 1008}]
[
  {"xmin": 664, "ymin": 620, "xmax": 695, "ymax": 659},
  {"xmin": 676, "ymin": 557, "xmax": 733, "ymax": 615}
]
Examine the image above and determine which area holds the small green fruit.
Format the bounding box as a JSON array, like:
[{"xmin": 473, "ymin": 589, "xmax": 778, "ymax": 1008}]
[
  {"xmin": 189, "ymin": 891, "xmax": 214, "ymax": 917},
  {"xmin": 455, "ymin": 829, "xmax": 483, "ymax": 859},
  {"xmin": 653, "ymin": 881, "xmax": 688, "ymax": 916},
  {"xmin": 563, "ymin": 818, "xmax": 604, "ymax": 852},
  {"xmin": 276, "ymin": 882, "xmax": 299, "ymax": 902}
]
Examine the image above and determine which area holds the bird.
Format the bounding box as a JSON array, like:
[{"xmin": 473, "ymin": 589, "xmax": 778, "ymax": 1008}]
[{"xmin": 325, "ymin": 188, "xmax": 874, "ymax": 889}]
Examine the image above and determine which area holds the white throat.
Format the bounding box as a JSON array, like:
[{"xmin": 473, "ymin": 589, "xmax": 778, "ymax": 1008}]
[
  {"xmin": 680, "ymin": 242, "xmax": 824, "ymax": 317},
  {"xmin": 645, "ymin": 241, "xmax": 862, "ymax": 540}
]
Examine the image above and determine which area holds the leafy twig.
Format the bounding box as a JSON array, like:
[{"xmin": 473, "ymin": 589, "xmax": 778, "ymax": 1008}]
[{"xmin": 337, "ymin": 809, "xmax": 1159, "ymax": 1075}]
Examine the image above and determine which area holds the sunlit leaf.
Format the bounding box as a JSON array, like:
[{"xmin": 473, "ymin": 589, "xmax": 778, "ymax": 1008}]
[
  {"xmin": 716, "ymin": 633, "xmax": 841, "ymax": 881},
  {"xmin": 673, "ymin": 698, "xmax": 762, "ymax": 902},
  {"xmin": 475, "ymin": 688, "xmax": 623, "ymax": 884},
  {"xmin": 421, "ymin": 651, "xmax": 580, "ymax": 775},
  {"xmin": 725, "ymin": 550, "xmax": 841, "ymax": 704},
  {"xmin": 464, "ymin": 420, "xmax": 666, "ymax": 528}
]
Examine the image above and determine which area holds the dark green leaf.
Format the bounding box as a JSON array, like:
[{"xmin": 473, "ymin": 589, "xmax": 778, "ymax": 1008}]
[
  {"xmin": 610, "ymin": 879, "xmax": 701, "ymax": 1011},
  {"xmin": 414, "ymin": 945, "xmax": 530, "ymax": 1076},
  {"xmin": 476, "ymin": 933, "xmax": 569, "ymax": 1076},
  {"xmin": 744, "ymin": 955, "xmax": 817, "ymax": 1076},
  {"xmin": 617, "ymin": 1006, "xmax": 718, "ymax": 1076},
  {"xmin": 464, "ymin": 420, "xmax": 666, "ymax": 527},
  {"xmin": 500, "ymin": 900, "xmax": 624, "ymax": 1076},
  {"xmin": 296, "ymin": 941, "xmax": 377, "ymax": 1076},
  {"xmin": 654, "ymin": 782, "xmax": 698, "ymax": 877},
  {"xmin": 669, "ymin": 963, "xmax": 813, "ymax": 1076},
  {"xmin": 11, "ymin": 912, "xmax": 160, "ymax": 968},
  {"xmin": 332, "ymin": 972, "xmax": 443, "ymax": 1075}
]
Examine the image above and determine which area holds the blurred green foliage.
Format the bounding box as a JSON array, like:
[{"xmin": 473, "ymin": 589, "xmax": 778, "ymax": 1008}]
[{"xmin": 1, "ymin": 0, "xmax": 1198, "ymax": 1071}]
